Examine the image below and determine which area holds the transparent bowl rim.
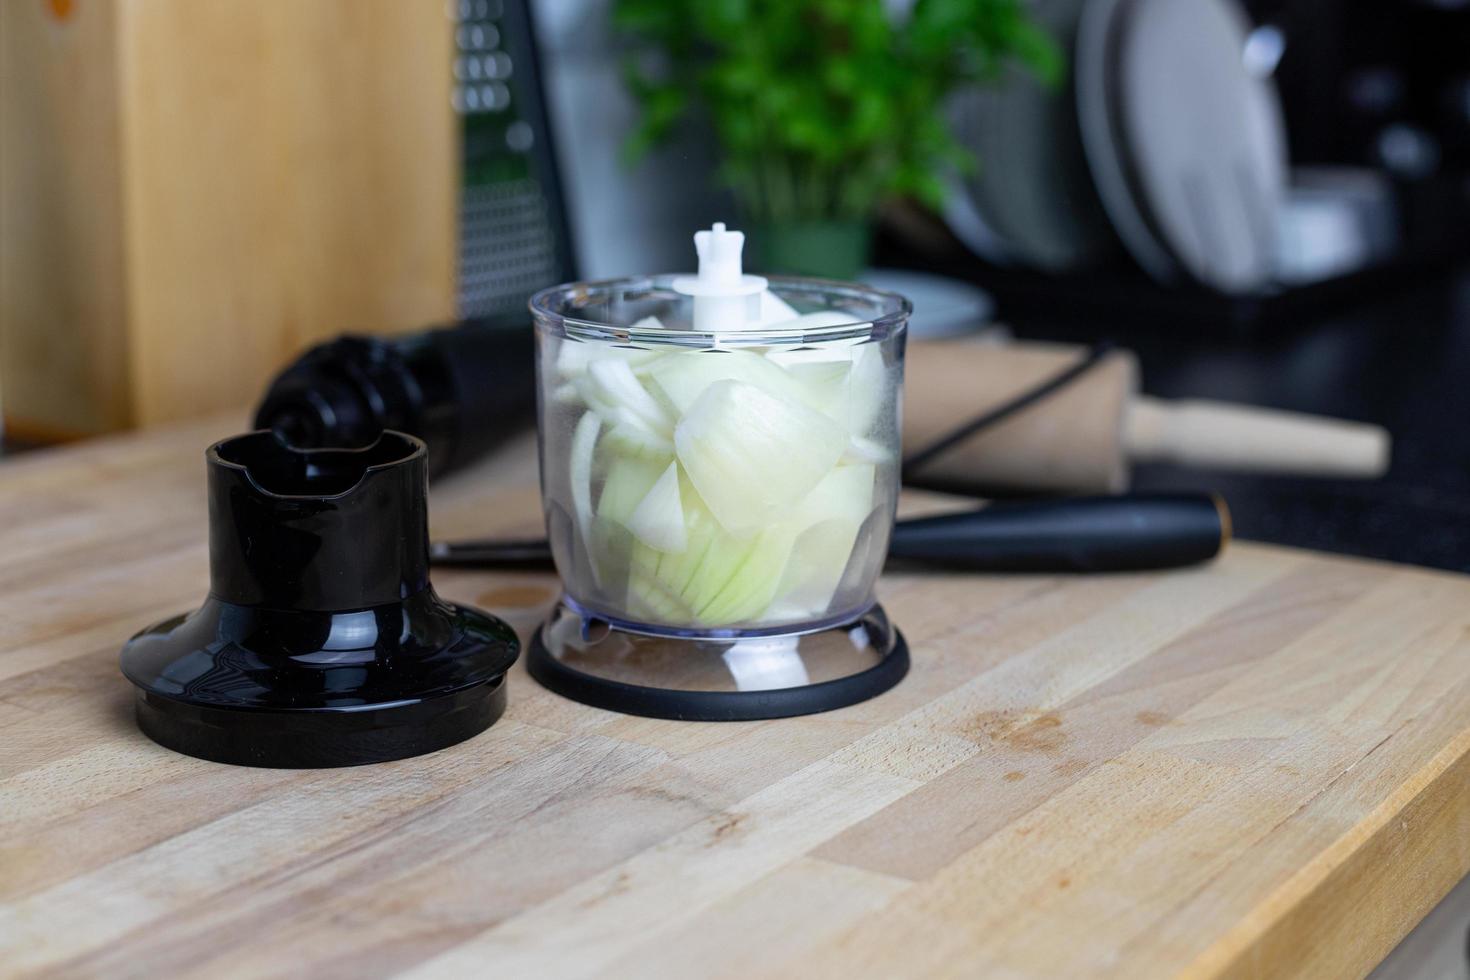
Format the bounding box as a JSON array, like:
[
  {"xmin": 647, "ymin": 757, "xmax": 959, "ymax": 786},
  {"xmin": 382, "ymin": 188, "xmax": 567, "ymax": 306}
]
[{"xmin": 529, "ymin": 274, "xmax": 912, "ymax": 348}]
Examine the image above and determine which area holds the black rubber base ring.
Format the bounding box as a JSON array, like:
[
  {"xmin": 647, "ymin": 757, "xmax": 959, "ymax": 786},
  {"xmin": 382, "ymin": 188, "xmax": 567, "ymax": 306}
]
[
  {"xmin": 132, "ymin": 675, "xmax": 507, "ymax": 768},
  {"xmin": 527, "ymin": 629, "xmax": 909, "ymax": 722}
]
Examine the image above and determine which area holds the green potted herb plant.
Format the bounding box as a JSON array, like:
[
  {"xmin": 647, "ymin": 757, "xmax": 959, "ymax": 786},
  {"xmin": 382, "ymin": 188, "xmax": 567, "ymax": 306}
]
[{"xmin": 615, "ymin": 0, "xmax": 1059, "ymax": 279}]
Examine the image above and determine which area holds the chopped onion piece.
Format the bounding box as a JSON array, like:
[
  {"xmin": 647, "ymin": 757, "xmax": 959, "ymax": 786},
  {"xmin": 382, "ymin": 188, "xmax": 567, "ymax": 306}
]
[
  {"xmin": 603, "ymin": 419, "xmax": 674, "ymax": 459},
  {"xmin": 843, "ymin": 343, "xmax": 887, "ymax": 434},
  {"xmin": 694, "ymin": 526, "xmax": 796, "ymax": 624},
  {"xmin": 590, "ymin": 454, "xmax": 668, "ymax": 593},
  {"xmin": 674, "ymin": 380, "xmax": 848, "ymax": 535},
  {"xmin": 626, "ymin": 461, "xmax": 687, "ymax": 553},
  {"xmin": 568, "ymin": 412, "xmax": 602, "ymax": 585},
  {"xmin": 780, "ymin": 360, "xmax": 852, "ymax": 424},
  {"xmin": 572, "ymin": 358, "xmax": 676, "ymax": 447},
  {"xmin": 772, "ymin": 463, "xmax": 876, "ymax": 615},
  {"xmin": 556, "ymin": 317, "xmax": 667, "ymax": 379},
  {"xmin": 597, "ymin": 454, "xmax": 669, "ymax": 523},
  {"xmin": 628, "ymin": 483, "xmax": 798, "ymax": 626},
  {"xmin": 843, "ymin": 435, "xmax": 892, "ymax": 465},
  {"xmin": 587, "ymin": 358, "xmax": 674, "ymax": 436},
  {"xmin": 648, "ymin": 349, "xmax": 813, "ymax": 416},
  {"xmin": 627, "ymin": 575, "xmax": 696, "ymax": 623}
]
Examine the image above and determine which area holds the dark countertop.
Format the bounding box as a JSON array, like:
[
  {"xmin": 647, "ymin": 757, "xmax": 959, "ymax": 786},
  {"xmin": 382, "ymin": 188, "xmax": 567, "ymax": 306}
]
[{"xmin": 1009, "ymin": 269, "xmax": 1470, "ymax": 572}]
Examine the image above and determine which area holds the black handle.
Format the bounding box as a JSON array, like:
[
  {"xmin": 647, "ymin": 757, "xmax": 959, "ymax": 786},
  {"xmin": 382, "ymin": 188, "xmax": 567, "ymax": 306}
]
[
  {"xmin": 888, "ymin": 493, "xmax": 1228, "ymax": 572},
  {"xmin": 430, "ymin": 537, "xmax": 554, "ymax": 567},
  {"xmin": 430, "ymin": 493, "xmax": 1228, "ymax": 574}
]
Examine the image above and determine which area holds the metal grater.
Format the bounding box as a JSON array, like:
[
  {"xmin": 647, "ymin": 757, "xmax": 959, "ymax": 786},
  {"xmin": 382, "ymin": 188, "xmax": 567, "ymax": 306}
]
[{"xmin": 449, "ymin": 0, "xmax": 575, "ymax": 318}]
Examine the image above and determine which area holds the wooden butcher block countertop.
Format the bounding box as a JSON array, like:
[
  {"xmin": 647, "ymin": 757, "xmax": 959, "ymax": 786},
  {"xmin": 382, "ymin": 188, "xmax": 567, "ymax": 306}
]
[{"xmin": 4, "ymin": 414, "xmax": 1470, "ymax": 979}]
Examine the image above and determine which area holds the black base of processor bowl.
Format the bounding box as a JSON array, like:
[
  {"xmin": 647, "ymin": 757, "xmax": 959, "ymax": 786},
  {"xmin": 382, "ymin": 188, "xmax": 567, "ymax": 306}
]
[
  {"xmin": 527, "ymin": 601, "xmax": 908, "ymax": 721},
  {"xmin": 118, "ymin": 430, "xmax": 521, "ymax": 768}
]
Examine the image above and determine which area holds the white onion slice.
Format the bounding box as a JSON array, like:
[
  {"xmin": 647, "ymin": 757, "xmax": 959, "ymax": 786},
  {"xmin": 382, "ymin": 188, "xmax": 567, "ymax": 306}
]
[
  {"xmin": 603, "ymin": 419, "xmax": 674, "ymax": 459},
  {"xmin": 626, "ymin": 461, "xmax": 687, "ymax": 553},
  {"xmin": 648, "ymin": 349, "xmax": 812, "ymax": 416},
  {"xmin": 555, "ymin": 316, "xmax": 667, "ymax": 379},
  {"xmin": 628, "ymin": 487, "xmax": 798, "ymax": 626},
  {"xmin": 674, "ymin": 380, "xmax": 848, "ymax": 535},
  {"xmin": 772, "ymin": 463, "xmax": 876, "ymax": 615},
  {"xmin": 589, "ymin": 453, "xmax": 668, "ymax": 592},
  {"xmin": 842, "ymin": 435, "xmax": 892, "ymax": 465},
  {"xmin": 587, "ymin": 358, "xmax": 674, "ymax": 436},
  {"xmin": 568, "ymin": 412, "xmax": 602, "ymax": 585}
]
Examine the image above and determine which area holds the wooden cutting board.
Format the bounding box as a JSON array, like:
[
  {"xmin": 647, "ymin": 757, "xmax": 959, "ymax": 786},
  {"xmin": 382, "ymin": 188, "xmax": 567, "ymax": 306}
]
[{"xmin": 3, "ymin": 414, "xmax": 1469, "ymax": 979}]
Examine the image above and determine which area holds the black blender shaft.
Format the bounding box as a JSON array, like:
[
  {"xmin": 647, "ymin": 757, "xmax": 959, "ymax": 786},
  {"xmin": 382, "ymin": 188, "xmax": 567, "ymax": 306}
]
[
  {"xmin": 429, "ymin": 494, "xmax": 1229, "ymax": 573},
  {"xmin": 254, "ymin": 317, "xmax": 535, "ymax": 477}
]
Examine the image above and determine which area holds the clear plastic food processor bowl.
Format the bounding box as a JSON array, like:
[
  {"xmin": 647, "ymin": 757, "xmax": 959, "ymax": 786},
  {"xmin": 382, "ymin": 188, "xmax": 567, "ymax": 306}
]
[{"xmin": 526, "ymin": 235, "xmax": 911, "ymax": 720}]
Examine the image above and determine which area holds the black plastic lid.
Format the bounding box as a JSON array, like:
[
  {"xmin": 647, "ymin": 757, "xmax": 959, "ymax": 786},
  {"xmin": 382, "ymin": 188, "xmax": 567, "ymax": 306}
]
[{"xmin": 120, "ymin": 431, "xmax": 519, "ymax": 768}]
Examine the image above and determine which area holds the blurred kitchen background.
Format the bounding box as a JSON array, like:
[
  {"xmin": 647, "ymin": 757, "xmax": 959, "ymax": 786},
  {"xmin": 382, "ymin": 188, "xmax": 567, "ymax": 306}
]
[{"xmin": 2, "ymin": 0, "xmax": 1468, "ymax": 574}]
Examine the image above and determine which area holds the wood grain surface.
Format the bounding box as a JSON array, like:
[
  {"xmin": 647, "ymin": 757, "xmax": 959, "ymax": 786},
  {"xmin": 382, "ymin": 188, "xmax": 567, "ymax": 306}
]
[
  {"xmin": 0, "ymin": 0, "xmax": 455, "ymax": 436},
  {"xmin": 3, "ymin": 415, "xmax": 1470, "ymax": 979}
]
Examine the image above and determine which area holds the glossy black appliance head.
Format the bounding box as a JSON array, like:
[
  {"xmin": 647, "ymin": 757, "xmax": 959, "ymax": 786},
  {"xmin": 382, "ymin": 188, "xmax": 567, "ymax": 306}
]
[
  {"xmin": 252, "ymin": 319, "xmax": 535, "ymax": 479},
  {"xmin": 120, "ymin": 430, "xmax": 519, "ymax": 768}
]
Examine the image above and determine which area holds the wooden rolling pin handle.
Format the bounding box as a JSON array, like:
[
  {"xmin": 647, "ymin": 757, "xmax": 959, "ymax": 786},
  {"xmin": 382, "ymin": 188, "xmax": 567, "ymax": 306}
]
[{"xmin": 1125, "ymin": 397, "xmax": 1391, "ymax": 478}]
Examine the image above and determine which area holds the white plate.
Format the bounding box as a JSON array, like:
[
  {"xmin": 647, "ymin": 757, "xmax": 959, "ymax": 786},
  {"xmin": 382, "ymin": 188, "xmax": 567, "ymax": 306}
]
[
  {"xmin": 946, "ymin": 0, "xmax": 1114, "ymax": 273},
  {"xmin": 1076, "ymin": 0, "xmax": 1180, "ymax": 283},
  {"xmin": 1114, "ymin": 0, "xmax": 1287, "ymax": 293}
]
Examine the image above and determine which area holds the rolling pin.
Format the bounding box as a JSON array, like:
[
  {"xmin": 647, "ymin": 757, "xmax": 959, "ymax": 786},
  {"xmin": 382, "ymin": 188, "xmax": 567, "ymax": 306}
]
[{"xmin": 903, "ymin": 339, "xmax": 1390, "ymax": 494}]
